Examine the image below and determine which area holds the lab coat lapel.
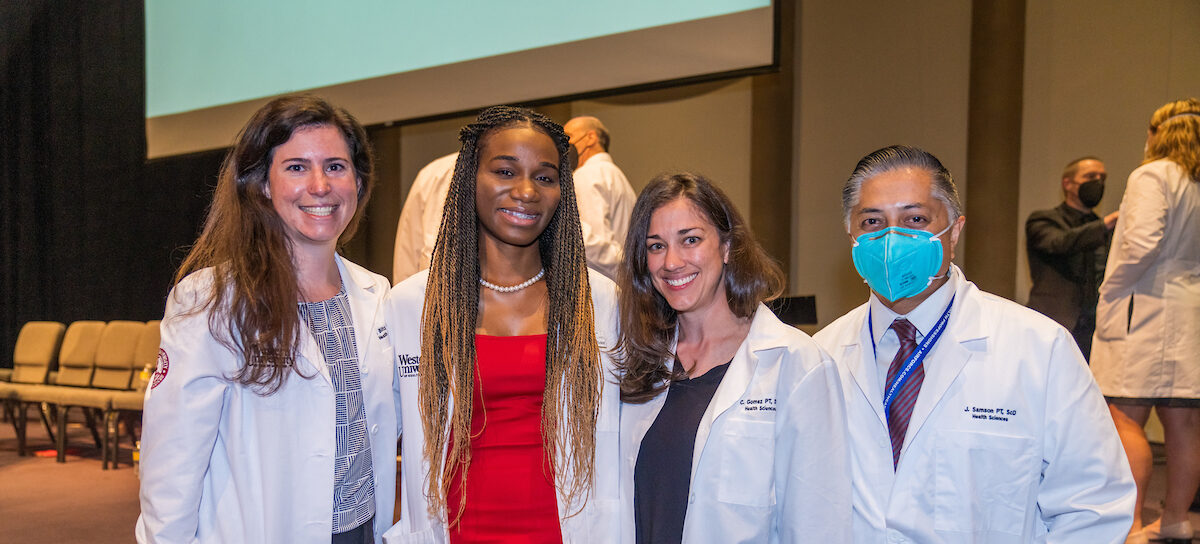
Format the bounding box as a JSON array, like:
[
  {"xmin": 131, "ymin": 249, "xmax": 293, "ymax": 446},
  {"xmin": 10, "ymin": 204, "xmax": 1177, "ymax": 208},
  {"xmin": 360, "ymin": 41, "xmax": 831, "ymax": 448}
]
[
  {"xmin": 298, "ymin": 256, "xmax": 385, "ymax": 389},
  {"xmin": 297, "ymin": 328, "xmax": 332, "ymax": 385},
  {"xmin": 691, "ymin": 305, "xmax": 774, "ymax": 479},
  {"xmin": 339, "ymin": 255, "xmax": 384, "ymax": 370},
  {"xmin": 901, "ymin": 279, "xmax": 982, "ymax": 458},
  {"xmin": 839, "ymin": 311, "xmax": 889, "ymax": 427}
]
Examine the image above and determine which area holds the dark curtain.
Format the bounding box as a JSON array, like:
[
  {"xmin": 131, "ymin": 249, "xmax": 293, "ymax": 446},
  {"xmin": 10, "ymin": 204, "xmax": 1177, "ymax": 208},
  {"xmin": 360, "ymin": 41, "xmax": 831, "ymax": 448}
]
[
  {"xmin": 0, "ymin": 2, "xmax": 399, "ymax": 363},
  {"xmin": 0, "ymin": 1, "xmax": 210, "ymax": 362}
]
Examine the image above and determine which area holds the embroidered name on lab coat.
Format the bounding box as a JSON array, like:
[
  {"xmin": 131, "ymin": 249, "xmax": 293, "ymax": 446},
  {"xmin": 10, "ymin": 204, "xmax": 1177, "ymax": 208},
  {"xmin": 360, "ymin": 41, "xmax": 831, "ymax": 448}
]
[
  {"xmin": 963, "ymin": 404, "xmax": 1018, "ymax": 421},
  {"xmin": 397, "ymin": 354, "xmax": 419, "ymax": 378},
  {"xmin": 739, "ymin": 397, "xmax": 777, "ymax": 412}
]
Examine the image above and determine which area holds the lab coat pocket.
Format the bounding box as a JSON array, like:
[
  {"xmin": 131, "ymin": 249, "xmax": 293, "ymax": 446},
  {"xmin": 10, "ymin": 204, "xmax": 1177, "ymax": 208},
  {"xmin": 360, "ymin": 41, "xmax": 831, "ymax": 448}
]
[
  {"xmin": 1094, "ymin": 295, "xmax": 1131, "ymax": 341},
  {"xmin": 382, "ymin": 523, "xmax": 445, "ymax": 544},
  {"xmin": 717, "ymin": 419, "xmax": 776, "ymax": 507},
  {"xmin": 1163, "ymin": 260, "xmax": 1200, "ymax": 364},
  {"xmin": 933, "ymin": 430, "xmax": 1035, "ymax": 536}
]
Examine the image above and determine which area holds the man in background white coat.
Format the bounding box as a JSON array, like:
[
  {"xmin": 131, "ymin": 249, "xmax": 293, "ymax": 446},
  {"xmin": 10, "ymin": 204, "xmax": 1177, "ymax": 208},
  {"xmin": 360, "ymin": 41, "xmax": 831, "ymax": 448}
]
[
  {"xmin": 391, "ymin": 152, "xmax": 457, "ymax": 283},
  {"xmin": 814, "ymin": 145, "xmax": 1135, "ymax": 543},
  {"xmin": 563, "ymin": 116, "xmax": 636, "ymax": 279}
]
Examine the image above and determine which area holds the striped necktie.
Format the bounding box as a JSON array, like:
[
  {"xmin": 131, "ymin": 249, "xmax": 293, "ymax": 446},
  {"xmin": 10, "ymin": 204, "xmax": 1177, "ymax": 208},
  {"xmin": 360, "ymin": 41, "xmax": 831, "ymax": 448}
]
[{"xmin": 886, "ymin": 318, "xmax": 922, "ymax": 468}]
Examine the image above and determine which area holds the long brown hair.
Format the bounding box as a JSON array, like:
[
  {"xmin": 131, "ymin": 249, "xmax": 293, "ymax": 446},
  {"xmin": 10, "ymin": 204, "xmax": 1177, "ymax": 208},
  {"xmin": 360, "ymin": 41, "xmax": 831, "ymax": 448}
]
[
  {"xmin": 1146, "ymin": 98, "xmax": 1200, "ymax": 181},
  {"xmin": 617, "ymin": 172, "xmax": 783, "ymax": 403},
  {"xmin": 173, "ymin": 95, "xmax": 375, "ymax": 394},
  {"xmin": 419, "ymin": 106, "xmax": 600, "ymax": 518}
]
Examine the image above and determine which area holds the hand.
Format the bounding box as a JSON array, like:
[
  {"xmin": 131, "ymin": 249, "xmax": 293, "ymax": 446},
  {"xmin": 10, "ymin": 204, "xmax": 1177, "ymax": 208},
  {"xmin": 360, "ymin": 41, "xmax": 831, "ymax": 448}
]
[{"xmin": 1103, "ymin": 211, "xmax": 1119, "ymax": 230}]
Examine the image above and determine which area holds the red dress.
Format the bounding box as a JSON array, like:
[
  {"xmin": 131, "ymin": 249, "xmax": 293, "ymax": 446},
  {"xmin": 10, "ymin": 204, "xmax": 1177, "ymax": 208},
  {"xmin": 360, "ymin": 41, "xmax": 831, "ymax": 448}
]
[{"xmin": 445, "ymin": 334, "xmax": 563, "ymax": 543}]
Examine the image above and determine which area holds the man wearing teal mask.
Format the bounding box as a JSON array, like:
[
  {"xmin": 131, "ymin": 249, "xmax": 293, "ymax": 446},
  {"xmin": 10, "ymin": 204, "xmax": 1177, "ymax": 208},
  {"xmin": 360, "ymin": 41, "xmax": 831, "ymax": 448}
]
[{"xmin": 814, "ymin": 145, "xmax": 1135, "ymax": 543}]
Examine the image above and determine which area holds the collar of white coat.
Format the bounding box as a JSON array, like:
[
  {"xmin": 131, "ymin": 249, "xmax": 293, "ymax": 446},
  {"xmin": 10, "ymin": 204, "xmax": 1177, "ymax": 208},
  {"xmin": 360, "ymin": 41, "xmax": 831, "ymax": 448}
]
[
  {"xmin": 868, "ymin": 265, "xmax": 961, "ymax": 346},
  {"xmin": 296, "ymin": 255, "xmax": 384, "ymax": 384},
  {"xmin": 578, "ymin": 151, "xmax": 615, "ymax": 170},
  {"xmin": 851, "ymin": 264, "xmax": 989, "ymax": 352},
  {"xmin": 664, "ymin": 302, "xmax": 795, "ymax": 373},
  {"xmin": 335, "ymin": 253, "xmax": 384, "ymax": 298}
]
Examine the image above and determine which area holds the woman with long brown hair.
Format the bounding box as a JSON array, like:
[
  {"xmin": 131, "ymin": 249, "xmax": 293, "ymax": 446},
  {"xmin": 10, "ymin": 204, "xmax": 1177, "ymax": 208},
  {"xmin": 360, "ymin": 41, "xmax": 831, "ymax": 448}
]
[
  {"xmin": 384, "ymin": 106, "xmax": 620, "ymax": 542},
  {"xmin": 616, "ymin": 172, "xmax": 850, "ymax": 543},
  {"xmin": 1092, "ymin": 98, "xmax": 1200, "ymax": 544},
  {"xmin": 136, "ymin": 96, "xmax": 397, "ymax": 543}
]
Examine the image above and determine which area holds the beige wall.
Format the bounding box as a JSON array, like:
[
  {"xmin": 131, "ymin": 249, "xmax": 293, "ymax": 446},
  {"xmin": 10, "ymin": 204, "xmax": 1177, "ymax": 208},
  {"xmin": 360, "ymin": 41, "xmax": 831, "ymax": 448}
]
[
  {"xmin": 792, "ymin": 0, "xmax": 972, "ymax": 329},
  {"xmin": 365, "ymin": 0, "xmax": 1199, "ymax": 329},
  {"xmin": 1015, "ymin": 0, "xmax": 1200, "ymax": 304},
  {"xmin": 570, "ymin": 79, "xmax": 754, "ymax": 212}
]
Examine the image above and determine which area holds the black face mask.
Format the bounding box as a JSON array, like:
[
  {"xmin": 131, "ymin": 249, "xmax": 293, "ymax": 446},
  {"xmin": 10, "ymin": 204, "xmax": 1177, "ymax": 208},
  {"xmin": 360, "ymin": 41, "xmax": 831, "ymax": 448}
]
[{"xmin": 1078, "ymin": 180, "xmax": 1105, "ymax": 208}]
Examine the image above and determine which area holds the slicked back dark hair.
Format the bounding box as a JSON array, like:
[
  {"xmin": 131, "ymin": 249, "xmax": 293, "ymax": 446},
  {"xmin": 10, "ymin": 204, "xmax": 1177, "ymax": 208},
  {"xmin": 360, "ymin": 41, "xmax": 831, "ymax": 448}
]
[
  {"xmin": 841, "ymin": 144, "xmax": 961, "ymax": 230},
  {"xmin": 419, "ymin": 105, "xmax": 601, "ymax": 519}
]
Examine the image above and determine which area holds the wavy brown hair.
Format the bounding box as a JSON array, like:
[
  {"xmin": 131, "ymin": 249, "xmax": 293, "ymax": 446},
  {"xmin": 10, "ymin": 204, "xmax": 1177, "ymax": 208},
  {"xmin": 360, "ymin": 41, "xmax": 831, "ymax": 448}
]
[
  {"xmin": 617, "ymin": 172, "xmax": 784, "ymax": 403},
  {"xmin": 419, "ymin": 106, "xmax": 600, "ymax": 519},
  {"xmin": 1146, "ymin": 98, "xmax": 1200, "ymax": 181},
  {"xmin": 173, "ymin": 95, "xmax": 374, "ymax": 394}
]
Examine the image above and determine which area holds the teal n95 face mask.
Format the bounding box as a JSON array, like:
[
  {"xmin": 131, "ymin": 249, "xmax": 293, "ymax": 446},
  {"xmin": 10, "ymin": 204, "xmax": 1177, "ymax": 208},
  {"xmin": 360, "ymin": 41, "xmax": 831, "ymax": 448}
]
[{"xmin": 851, "ymin": 224, "xmax": 952, "ymax": 302}]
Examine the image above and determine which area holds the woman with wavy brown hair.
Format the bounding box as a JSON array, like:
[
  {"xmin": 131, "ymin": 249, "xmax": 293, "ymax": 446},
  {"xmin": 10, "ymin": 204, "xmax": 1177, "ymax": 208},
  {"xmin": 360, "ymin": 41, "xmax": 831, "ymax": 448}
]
[
  {"xmin": 137, "ymin": 95, "xmax": 397, "ymax": 544},
  {"xmin": 384, "ymin": 106, "xmax": 620, "ymax": 543},
  {"xmin": 616, "ymin": 172, "xmax": 850, "ymax": 543},
  {"xmin": 1092, "ymin": 98, "xmax": 1200, "ymax": 544}
]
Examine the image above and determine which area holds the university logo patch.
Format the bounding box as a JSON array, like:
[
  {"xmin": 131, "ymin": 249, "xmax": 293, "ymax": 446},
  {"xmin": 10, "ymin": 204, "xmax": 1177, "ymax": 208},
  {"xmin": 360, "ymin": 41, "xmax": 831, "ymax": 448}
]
[{"xmin": 152, "ymin": 348, "xmax": 170, "ymax": 389}]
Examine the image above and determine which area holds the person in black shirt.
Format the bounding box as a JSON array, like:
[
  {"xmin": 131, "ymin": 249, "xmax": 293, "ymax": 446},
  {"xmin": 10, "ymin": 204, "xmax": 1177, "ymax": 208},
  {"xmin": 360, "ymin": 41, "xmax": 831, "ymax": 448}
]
[
  {"xmin": 1026, "ymin": 156, "xmax": 1119, "ymax": 359},
  {"xmin": 615, "ymin": 172, "xmax": 850, "ymax": 543}
]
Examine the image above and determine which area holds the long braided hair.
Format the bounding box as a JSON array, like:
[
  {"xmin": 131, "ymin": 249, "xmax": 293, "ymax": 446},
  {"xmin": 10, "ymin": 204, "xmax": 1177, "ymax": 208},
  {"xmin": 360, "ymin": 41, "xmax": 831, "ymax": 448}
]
[{"xmin": 419, "ymin": 106, "xmax": 600, "ymax": 519}]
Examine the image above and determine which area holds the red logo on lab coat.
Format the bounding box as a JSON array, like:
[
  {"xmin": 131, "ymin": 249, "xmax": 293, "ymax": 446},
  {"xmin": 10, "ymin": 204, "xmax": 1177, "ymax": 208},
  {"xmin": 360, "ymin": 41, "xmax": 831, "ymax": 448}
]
[{"xmin": 152, "ymin": 349, "xmax": 169, "ymax": 389}]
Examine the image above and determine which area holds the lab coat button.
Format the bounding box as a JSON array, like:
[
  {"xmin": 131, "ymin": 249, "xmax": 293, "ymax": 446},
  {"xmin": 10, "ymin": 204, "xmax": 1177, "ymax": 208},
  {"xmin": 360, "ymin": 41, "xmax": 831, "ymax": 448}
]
[
  {"xmin": 688, "ymin": 492, "xmax": 696, "ymax": 504},
  {"xmin": 371, "ymin": 424, "xmax": 379, "ymax": 434},
  {"xmin": 361, "ymin": 365, "xmax": 369, "ymax": 375}
]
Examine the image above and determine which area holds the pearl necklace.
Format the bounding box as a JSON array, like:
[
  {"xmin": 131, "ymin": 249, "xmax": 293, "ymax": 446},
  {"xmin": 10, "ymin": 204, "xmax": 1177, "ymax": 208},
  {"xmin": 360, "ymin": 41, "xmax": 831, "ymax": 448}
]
[{"xmin": 479, "ymin": 268, "xmax": 546, "ymax": 293}]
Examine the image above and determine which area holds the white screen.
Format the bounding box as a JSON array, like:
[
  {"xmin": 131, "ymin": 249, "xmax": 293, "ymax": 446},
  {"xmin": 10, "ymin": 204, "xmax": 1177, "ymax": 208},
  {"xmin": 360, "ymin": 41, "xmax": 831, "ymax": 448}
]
[{"xmin": 145, "ymin": 0, "xmax": 774, "ymax": 157}]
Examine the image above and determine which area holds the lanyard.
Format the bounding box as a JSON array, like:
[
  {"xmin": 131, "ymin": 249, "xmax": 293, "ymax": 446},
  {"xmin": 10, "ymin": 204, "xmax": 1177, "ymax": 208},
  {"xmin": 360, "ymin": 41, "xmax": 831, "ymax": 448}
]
[{"xmin": 870, "ymin": 295, "xmax": 954, "ymax": 412}]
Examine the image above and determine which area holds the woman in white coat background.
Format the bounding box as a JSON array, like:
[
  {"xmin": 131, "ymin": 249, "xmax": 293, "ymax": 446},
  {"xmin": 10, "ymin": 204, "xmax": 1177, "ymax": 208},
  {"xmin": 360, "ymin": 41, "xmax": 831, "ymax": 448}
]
[
  {"xmin": 616, "ymin": 172, "xmax": 851, "ymax": 543},
  {"xmin": 1093, "ymin": 98, "xmax": 1200, "ymax": 544},
  {"xmin": 384, "ymin": 106, "xmax": 621, "ymax": 543},
  {"xmin": 136, "ymin": 96, "xmax": 397, "ymax": 544}
]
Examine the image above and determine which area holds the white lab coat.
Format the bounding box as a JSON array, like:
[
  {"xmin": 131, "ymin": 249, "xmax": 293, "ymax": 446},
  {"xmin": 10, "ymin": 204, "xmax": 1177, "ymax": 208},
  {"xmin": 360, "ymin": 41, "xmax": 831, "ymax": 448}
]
[
  {"xmin": 136, "ymin": 256, "xmax": 398, "ymax": 544},
  {"xmin": 1092, "ymin": 159, "xmax": 1200, "ymax": 398},
  {"xmin": 619, "ymin": 304, "xmax": 852, "ymax": 543},
  {"xmin": 814, "ymin": 265, "xmax": 1135, "ymax": 543},
  {"xmin": 382, "ymin": 269, "xmax": 622, "ymax": 543},
  {"xmin": 571, "ymin": 152, "xmax": 636, "ymax": 280},
  {"xmin": 392, "ymin": 153, "xmax": 457, "ymax": 283}
]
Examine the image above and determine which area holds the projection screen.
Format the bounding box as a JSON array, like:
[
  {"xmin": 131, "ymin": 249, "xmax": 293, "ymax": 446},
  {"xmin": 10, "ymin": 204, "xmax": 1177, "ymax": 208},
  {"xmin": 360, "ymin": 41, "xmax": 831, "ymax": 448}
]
[{"xmin": 145, "ymin": 0, "xmax": 775, "ymax": 158}]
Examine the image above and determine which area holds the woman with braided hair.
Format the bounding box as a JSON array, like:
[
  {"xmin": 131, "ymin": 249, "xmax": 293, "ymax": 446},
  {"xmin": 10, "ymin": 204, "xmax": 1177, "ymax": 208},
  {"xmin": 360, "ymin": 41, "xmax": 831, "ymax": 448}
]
[{"xmin": 384, "ymin": 106, "xmax": 620, "ymax": 542}]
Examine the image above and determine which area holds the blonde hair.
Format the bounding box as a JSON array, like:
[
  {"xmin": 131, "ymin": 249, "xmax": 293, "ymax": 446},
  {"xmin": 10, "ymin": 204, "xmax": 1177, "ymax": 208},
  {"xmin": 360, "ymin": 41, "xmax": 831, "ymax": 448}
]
[{"xmin": 1146, "ymin": 98, "xmax": 1200, "ymax": 181}]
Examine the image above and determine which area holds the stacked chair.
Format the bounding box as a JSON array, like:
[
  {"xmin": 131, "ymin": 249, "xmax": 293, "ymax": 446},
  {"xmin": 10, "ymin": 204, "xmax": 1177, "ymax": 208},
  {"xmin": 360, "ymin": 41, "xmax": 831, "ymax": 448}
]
[
  {"xmin": 107, "ymin": 320, "xmax": 158, "ymax": 468},
  {"xmin": 1, "ymin": 321, "xmax": 104, "ymax": 456},
  {"xmin": 2, "ymin": 320, "xmax": 157, "ymax": 469},
  {"xmin": 0, "ymin": 321, "xmax": 68, "ymax": 452},
  {"xmin": 44, "ymin": 320, "xmax": 144, "ymax": 466}
]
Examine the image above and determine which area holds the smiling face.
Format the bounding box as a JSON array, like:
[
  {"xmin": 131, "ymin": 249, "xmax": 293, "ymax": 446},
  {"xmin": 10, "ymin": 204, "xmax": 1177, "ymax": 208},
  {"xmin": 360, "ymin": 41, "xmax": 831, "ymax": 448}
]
[
  {"xmin": 475, "ymin": 125, "xmax": 562, "ymax": 251},
  {"xmin": 266, "ymin": 124, "xmax": 358, "ymax": 258},
  {"xmin": 645, "ymin": 197, "xmax": 730, "ymax": 318}
]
